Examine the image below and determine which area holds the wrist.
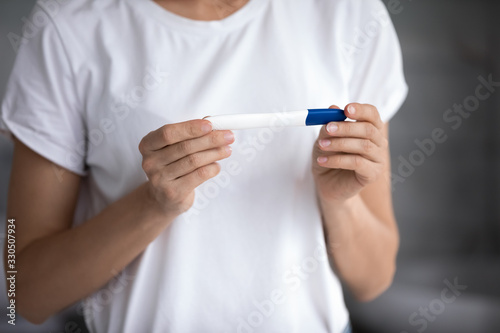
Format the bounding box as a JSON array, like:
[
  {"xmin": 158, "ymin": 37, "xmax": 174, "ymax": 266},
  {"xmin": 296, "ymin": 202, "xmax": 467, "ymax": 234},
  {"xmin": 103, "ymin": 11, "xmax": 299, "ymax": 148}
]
[
  {"xmin": 141, "ymin": 182, "xmax": 179, "ymax": 222},
  {"xmin": 319, "ymin": 194, "xmax": 362, "ymax": 231},
  {"xmin": 319, "ymin": 195, "xmax": 364, "ymax": 254},
  {"xmin": 319, "ymin": 192, "xmax": 358, "ymax": 215}
]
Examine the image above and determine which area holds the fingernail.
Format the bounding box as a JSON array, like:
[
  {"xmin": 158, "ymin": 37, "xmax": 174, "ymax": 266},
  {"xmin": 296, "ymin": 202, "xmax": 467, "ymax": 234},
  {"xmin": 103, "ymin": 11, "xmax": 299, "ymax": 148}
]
[
  {"xmin": 319, "ymin": 139, "xmax": 331, "ymax": 147},
  {"xmin": 348, "ymin": 105, "xmax": 356, "ymax": 114},
  {"xmin": 317, "ymin": 156, "xmax": 328, "ymax": 164},
  {"xmin": 224, "ymin": 132, "xmax": 234, "ymax": 142},
  {"xmin": 327, "ymin": 123, "xmax": 338, "ymax": 133},
  {"xmin": 202, "ymin": 123, "xmax": 212, "ymax": 133},
  {"xmin": 225, "ymin": 146, "xmax": 232, "ymax": 154}
]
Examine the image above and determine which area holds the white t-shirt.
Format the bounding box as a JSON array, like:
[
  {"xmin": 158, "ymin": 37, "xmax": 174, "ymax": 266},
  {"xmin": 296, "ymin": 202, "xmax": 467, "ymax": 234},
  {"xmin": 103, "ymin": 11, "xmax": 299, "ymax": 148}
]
[{"xmin": 1, "ymin": 0, "xmax": 407, "ymax": 332}]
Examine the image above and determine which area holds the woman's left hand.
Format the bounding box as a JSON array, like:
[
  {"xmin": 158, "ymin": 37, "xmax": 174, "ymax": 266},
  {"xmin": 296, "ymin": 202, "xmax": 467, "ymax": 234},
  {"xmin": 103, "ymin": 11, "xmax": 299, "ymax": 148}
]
[{"xmin": 312, "ymin": 103, "xmax": 388, "ymax": 203}]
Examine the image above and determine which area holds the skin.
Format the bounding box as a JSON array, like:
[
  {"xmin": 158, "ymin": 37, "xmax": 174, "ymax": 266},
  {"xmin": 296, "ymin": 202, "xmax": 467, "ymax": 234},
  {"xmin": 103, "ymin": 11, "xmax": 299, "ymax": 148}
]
[
  {"xmin": 312, "ymin": 104, "xmax": 399, "ymax": 301},
  {"xmin": 3, "ymin": 0, "xmax": 399, "ymax": 324},
  {"xmin": 4, "ymin": 121, "xmax": 234, "ymax": 324},
  {"xmin": 154, "ymin": 0, "xmax": 249, "ymax": 20}
]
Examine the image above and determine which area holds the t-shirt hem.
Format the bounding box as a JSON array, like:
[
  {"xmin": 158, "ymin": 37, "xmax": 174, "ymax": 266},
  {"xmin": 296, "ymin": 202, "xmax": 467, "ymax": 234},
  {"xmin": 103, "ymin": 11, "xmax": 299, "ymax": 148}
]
[
  {"xmin": 0, "ymin": 114, "xmax": 88, "ymax": 176},
  {"xmin": 380, "ymin": 83, "xmax": 409, "ymax": 123}
]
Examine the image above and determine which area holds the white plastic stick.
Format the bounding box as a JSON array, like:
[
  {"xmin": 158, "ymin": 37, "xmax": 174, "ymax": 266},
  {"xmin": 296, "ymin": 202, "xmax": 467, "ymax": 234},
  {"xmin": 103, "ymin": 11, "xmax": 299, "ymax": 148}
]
[{"xmin": 203, "ymin": 110, "xmax": 308, "ymax": 130}]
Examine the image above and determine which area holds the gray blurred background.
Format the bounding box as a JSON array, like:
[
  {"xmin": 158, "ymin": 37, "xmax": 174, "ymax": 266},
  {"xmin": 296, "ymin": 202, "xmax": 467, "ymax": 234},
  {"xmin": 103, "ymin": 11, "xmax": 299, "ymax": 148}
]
[{"xmin": 1, "ymin": 0, "xmax": 499, "ymax": 332}]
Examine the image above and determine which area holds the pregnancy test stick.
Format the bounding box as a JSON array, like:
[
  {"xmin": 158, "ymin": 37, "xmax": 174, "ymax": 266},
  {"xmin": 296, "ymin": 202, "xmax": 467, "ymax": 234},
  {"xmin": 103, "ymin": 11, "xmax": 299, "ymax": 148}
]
[{"xmin": 203, "ymin": 109, "xmax": 346, "ymax": 130}]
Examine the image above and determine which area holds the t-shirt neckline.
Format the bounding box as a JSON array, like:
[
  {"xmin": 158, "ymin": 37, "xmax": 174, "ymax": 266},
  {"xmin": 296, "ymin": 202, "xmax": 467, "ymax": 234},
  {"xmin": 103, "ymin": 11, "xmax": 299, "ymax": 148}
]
[{"xmin": 126, "ymin": 0, "xmax": 268, "ymax": 34}]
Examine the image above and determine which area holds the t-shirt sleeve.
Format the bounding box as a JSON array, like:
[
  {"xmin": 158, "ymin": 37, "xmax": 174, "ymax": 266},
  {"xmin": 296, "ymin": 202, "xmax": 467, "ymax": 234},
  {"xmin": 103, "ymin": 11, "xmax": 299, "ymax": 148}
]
[
  {"xmin": 343, "ymin": 0, "xmax": 408, "ymax": 123},
  {"xmin": 0, "ymin": 4, "xmax": 87, "ymax": 176}
]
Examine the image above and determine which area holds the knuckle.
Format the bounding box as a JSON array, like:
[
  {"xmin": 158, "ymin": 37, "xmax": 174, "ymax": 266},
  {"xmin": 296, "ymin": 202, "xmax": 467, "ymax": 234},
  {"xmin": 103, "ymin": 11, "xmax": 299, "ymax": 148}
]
[
  {"xmin": 338, "ymin": 138, "xmax": 348, "ymax": 149},
  {"xmin": 362, "ymin": 139, "xmax": 373, "ymax": 153},
  {"xmin": 211, "ymin": 163, "xmax": 222, "ymax": 177},
  {"xmin": 365, "ymin": 103, "xmax": 377, "ymax": 114},
  {"xmin": 211, "ymin": 133, "xmax": 220, "ymax": 146},
  {"xmin": 138, "ymin": 138, "xmax": 147, "ymax": 154},
  {"xmin": 188, "ymin": 123, "xmax": 198, "ymax": 137},
  {"xmin": 162, "ymin": 126, "xmax": 174, "ymax": 144},
  {"xmin": 200, "ymin": 163, "xmax": 221, "ymax": 180},
  {"xmin": 141, "ymin": 158, "xmax": 154, "ymax": 173},
  {"xmin": 333, "ymin": 155, "xmax": 343, "ymax": 166},
  {"xmin": 196, "ymin": 165, "xmax": 211, "ymax": 179},
  {"xmin": 342, "ymin": 123, "xmax": 352, "ymax": 135},
  {"xmin": 353, "ymin": 155, "xmax": 363, "ymax": 168},
  {"xmin": 365, "ymin": 124, "xmax": 376, "ymax": 138},
  {"xmin": 188, "ymin": 153, "xmax": 201, "ymax": 168},
  {"xmin": 179, "ymin": 140, "xmax": 192, "ymax": 155},
  {"xmin": 163, "ymin": 185, "xmax": 179, "ymax": 202}
]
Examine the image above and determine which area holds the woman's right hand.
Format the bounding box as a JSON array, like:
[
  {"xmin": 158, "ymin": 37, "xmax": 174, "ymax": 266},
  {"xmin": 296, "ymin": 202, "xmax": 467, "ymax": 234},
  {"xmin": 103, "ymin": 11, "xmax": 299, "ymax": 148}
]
[{"xmin": 138, "ymin": 119, "xmax": 234, "ymax": 217}]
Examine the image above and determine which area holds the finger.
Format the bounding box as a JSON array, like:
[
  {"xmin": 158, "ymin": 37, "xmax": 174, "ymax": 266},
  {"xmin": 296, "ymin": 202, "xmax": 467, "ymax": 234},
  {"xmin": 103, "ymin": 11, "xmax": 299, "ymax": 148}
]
[
  {"xmin": 172, "ymin": 162, "xmax": 222, "ymax": 198},
  {"xmin": 317, "ymin": 138, "xmax": 383, "ymax": 163},
  {"xmin": 317, "ymin": 154, "xmax": 379, "ymax": 182},
  {"xmin": 158, "ymin": 130, "xmax": 234, "ymax": 165},
  {"xmin": 318, "ymin": 121, "xmax": 386, "ymax": 147},
  {"xmin": 140, "ymin": 119, "xmax": 213, "ymax": 152},
  {"xmin": 344, "ymin": 103, "xmax": 384, "ymax": 129},
  {"xmin": 165, "ymin": 146, "xmax": 232, "ymax": 180}
]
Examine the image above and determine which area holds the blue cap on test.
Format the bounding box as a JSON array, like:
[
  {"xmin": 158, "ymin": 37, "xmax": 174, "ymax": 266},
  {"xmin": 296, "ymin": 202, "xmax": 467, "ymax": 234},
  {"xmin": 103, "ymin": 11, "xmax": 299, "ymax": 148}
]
[{"xmin": 305, "ymin": 109, "xmax": 346, "ymax": 126}]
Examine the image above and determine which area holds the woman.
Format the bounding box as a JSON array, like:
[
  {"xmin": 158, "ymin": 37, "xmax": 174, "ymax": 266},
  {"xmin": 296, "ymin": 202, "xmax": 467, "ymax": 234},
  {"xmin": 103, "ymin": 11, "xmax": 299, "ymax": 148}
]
[{"xmin": 1, "ymin": 0, "xmax": 407, "ymax": 332}]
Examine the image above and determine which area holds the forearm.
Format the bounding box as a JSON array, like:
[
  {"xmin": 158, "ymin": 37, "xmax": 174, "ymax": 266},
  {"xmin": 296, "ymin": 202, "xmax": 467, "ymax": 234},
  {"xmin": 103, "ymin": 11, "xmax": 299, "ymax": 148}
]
[
  {"xmin": 320, "ymin": 194, "xmax": 399, "ymax": 301},
  {"xmin": 15, "ymin": 182, "xmax": 173, "ymax": 323}
]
